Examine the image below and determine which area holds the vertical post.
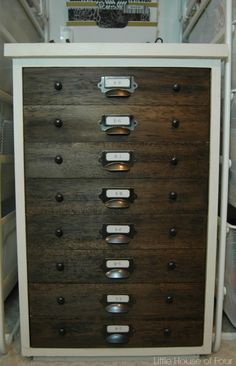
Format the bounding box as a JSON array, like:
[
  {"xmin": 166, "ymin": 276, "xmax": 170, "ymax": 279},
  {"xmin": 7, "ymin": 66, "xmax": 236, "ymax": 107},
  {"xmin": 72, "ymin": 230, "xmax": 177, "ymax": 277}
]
[
  {"xmin": 43, "ymin": 0, "xmax": 49, "ymax": 42},
  {"xmin": 213, "ymin": 0, "xmax": 232, "ymax": 352},
  {"xmin": 0, "ymin": 161, "xmax": 6, "ymax": 354}
]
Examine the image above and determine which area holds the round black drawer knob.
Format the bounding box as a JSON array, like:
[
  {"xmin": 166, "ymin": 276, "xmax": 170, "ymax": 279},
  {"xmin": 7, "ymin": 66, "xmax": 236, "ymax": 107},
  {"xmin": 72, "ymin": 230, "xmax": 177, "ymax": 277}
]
[
  {"xmin": 57, "ymin": 296, "xmax": 65, "ymax": 305},
  {"xmin": 167, "ymin": 261, "xmax": 176, "ymax": 271},
  {"xmin": 58, "ymin": 327, "xmax": 66, "ymax": 336},
  {"xmin": 169, "ymin": 227, "xmax": 177, "ymax": 237},
  {"xmin": 169, "ymin": 192, "xmax": 177, "ymax": 201},
  {"xmin": 54, "ymin": 81, "xmax": 63, "ymax": 91},
  {"xmin": 170, "ymin": 157, "xmax": 178, "ymax": 166},
  {"xmin": 163, "ymin": 328, "xmax": 172, "ymax": 337},
  {"xmin": 165, "ymin": 295, "xmax": 174, "ymax": 304},
  {"xmin": 54, "ymin": 119, "xmax": 63, "ymax": 128},
  {"xmin": 55, "ymin": 228, "xmax": 63, "ymax": 237},
  {"xmin": 55, "ymin": 155, "xmax": 63, "ymax": 164},
  {"xmin": 55, "ymin": 193, "xmax": 64, "ymax": 202},
  {"xmin": 56, "ymin": 262, "xmax": 64, "ymax": 271},
  {"xmin": 172, "ymin": 119, "xmax": 180, "ymax": 128},
  {"xmin": 173, "ymin": 83, "xmax": 181, "ymax": 92}
]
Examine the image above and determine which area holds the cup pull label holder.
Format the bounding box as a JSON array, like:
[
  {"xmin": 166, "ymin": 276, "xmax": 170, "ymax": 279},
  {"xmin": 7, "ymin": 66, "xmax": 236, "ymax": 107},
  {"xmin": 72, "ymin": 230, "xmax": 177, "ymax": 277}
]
[
  {"xmin": 103, "ymin": 324, "xmax": 134, "ymax": 344},
  {"xmin": 102, "ymin": 258, "xmax": 134, "ymax": 280},
  {"xmin": 107, "ymin": 325, "xmax": 130, "ymax": 333},
  {"xmin": 99, "ymin": 188, "xmax": 137, "ymax": 203},
  {"xmin": 99, "ymin": 188, "xmax": 137, "ymax": 209},
  {"xmin": 98, "ymin": 76, "xmax": 138, "ymax": 94},
  {"xmin": 105, "ymin": 151, "xmax": 132, "ymax": 162},
  {"xmin": 99, "ymin": 115, "xmax": 138, "ymax": 133},
  {"xmin": 100, "ymin": 293, "xmax": 135, "ymax": 309},
  {"xmin": 106, "ymin": 295, "xmax": 130, "ymax": 303},
  {"xmin": 101, "ymin": 294, "xmax": 134, "ymax": 314},
  {"xmin": 99, "ymin": 151, "xmax": 134, "ymax": 172},
  {"xmin": 100, "ymin": 224, "xmax": 136, "ymax": 237}
]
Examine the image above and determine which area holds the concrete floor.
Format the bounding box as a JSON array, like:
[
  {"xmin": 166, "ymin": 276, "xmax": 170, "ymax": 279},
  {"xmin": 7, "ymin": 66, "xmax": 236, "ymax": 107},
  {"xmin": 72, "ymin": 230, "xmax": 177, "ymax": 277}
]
[{"xmin": 0, "ymin": 339, "xmax": 236, "ymax": 366}]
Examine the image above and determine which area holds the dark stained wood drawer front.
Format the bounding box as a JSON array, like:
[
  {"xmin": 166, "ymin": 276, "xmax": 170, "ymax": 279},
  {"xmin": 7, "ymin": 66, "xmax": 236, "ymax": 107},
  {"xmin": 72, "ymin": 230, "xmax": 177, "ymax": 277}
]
[
  {"xmin": 23, "ymin": 64, "xmax": 212, "ymax": 351},
  {"xmin": 23, "ymin": 105, "xmax": 210, "ymax": 143},
  {"xmin": 26, "ymin": 214, "xmax": 207, "ymax": 250},
  {"xmin": 24, "ymin": 142, "xmax": 209, "ymax": 179},
  {"xmin": 27, "ymin": 248, "xmax": 205, "ymax": 284},
  {"xmin": 23, "ymin": 67, "xmax": 210, "ymax": 106},
  {"xmin": 28, "ymin": 283, "xmax": 204, "ymax": 320},
  {"xmin": 25, "ymin": 179, "xmax": 208, "ymax": 216},
  {"xmin": 29, "ymin": 319, "xmax": 204, "ymax": 348}
]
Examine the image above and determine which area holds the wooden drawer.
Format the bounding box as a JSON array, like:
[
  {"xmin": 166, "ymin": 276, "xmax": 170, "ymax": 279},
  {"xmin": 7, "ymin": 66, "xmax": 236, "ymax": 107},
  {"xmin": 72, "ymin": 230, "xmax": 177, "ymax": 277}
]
[
  {"xmin": 25, "ymin": 179, "xmax": 208, "ymax": 216},
  {"xmin": 28, "ymin": 283, "xmax": 204, "ymax": 321},
  {"xmin": 24, "ymin": 105, "xmax": 210, "ymax": 143},
  {"xmin": 27, "ymin": 248, "xmax": 205, "ymax": 284},
  {"xmin": 23, "ymin": 67, "xmax": 210, "ymax": 106},
  {"xmin": 26, "ymin": 214, "xmax": 207, "ymax": 250},
  {"xmin": 29, "ymin": 319, "xmax": 204, "ymax": 348},
  {"xmin": 25, "ymin": 142, "xmax": 209, "ymax": 179}
]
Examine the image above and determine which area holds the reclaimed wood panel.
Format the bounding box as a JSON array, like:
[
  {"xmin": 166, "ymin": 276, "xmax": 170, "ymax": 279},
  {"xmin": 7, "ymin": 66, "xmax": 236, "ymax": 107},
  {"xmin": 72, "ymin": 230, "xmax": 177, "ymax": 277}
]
[
  {"xmin": 27, "ymin": 248, "xmax": 205, "ymax": 284},
  {"xmin": 24, "ymin": 66, "xmax": 211, "ymax": 350},
  {"xmin": 25, "ymin": 178, "xmax": 208, "ymax": 216},
  {"xmin": 23, "ymin": 105, "xmax": 210, "ymax": 143},
  {"xmin": 29, "ymin": 319, "xmax": 204, "ymax": 348},
  {"xmin": 23, "ymin": 67, "xmax": 210, "ymax": 106},
  {"xmin": 24, "ymin": 142, "xmax": 209, "ymax": 179},
  {"xmin": 28, "ymin": 283, "xmax": 204, "ymax": 320},
  {"xmin": 26, "ymin": 214, "xmax": 207, "ymax": 250}
]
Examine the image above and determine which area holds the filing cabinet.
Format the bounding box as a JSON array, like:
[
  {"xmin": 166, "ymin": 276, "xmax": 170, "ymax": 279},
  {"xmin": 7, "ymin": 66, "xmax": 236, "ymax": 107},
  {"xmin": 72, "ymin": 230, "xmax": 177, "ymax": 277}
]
[
  {"xmin": 7, "ymin": 43, "xmax": 225, "ymax": 358},
  {"xmin": 24, "ymin": 66, "xmax": 208, "ymax": 347}
]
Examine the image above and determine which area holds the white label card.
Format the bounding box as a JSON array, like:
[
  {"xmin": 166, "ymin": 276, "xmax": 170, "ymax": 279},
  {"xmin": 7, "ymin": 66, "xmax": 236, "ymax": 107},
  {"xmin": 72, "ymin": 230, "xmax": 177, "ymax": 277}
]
[
  {"xmin": 106, "ymin": 260, "xmax": 130, "ymax": 268},
  {"xmin": 105, "ymin": 77, "xmax": 131, "ymax": 89},
  {"xmin": 106, "ymin": 189, "xmax": 130, "ymax": 198},
  {"xmin": 105, "ymin": 116, "xmax": 130, "ymax": 126},
  {"xmin": 107, "ymin": 295, "xmax": 130, "ymax": 303},
  {"xmin": 106, "ymin": 152, "xmax": 130, "ymax": 161},
  {"xmin": 107, "ymin": 325, "xmax": 130, "ymax": 333},
  {"xmin": 106, "ymin": 225, "xmax": 130, "ymax": 234}
]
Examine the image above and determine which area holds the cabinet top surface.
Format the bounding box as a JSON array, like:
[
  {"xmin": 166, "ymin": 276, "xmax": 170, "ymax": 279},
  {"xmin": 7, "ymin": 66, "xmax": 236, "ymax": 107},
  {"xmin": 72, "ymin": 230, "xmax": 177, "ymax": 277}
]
[{"xmin": 4, "ymin": 43, "xmax": 228, "ymax": 59}]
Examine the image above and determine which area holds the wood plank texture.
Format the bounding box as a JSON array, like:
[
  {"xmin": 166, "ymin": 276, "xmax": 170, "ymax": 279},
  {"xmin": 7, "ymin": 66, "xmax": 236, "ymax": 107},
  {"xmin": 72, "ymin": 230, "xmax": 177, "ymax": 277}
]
[
  {"xmin": 25, "ymin": 178, "xmax": 208, "ymax": 215},
  {"xmin": 26, "ymin": 214, "xmax": 207, "ymax": 250},
  {"xmin": 28, "ymin": 283, "xmax": 204, "ymax": 320},
  {"xmin": 23, "ymin": 66, "xmax": 211, "ymax": 350},
  {"xmin": 23, "ymin": 105, "xmax": 210, "ymax": 143},
  {"xmin": 29, "ymin": 319, "xmax": 204, "ymax": 348},
  {"xmin": 24, "ymin": 142, "xmax": 209, "ymax": 179},
  {"xmin": 27, "ymin": 248, "xmax": 205, "ymax": 284},
  {"xmin": 23, "ymin": 67, "xmax": 210, "ymax": 106}
]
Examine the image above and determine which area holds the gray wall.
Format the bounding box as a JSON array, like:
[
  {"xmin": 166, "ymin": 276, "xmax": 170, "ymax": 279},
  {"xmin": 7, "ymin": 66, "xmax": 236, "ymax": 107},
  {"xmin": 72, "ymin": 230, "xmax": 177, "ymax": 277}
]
[
  {"xmin": 48, "ymin": 0, "xmax": 182, "ymax": 43},
  {"xmin": 188, "ymin": 0, "xmax": 225, "ymax": 43},
  {"xmin": 0, "ymin": 0, "xmax": 41, "ymax": 95}
]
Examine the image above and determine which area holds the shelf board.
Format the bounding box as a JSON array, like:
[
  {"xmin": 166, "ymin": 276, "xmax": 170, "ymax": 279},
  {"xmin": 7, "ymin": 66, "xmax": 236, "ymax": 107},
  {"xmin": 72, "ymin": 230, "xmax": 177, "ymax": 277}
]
[{"xmin": 4, "ymin": 43, "xmax": 228, "ymax": 60}]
